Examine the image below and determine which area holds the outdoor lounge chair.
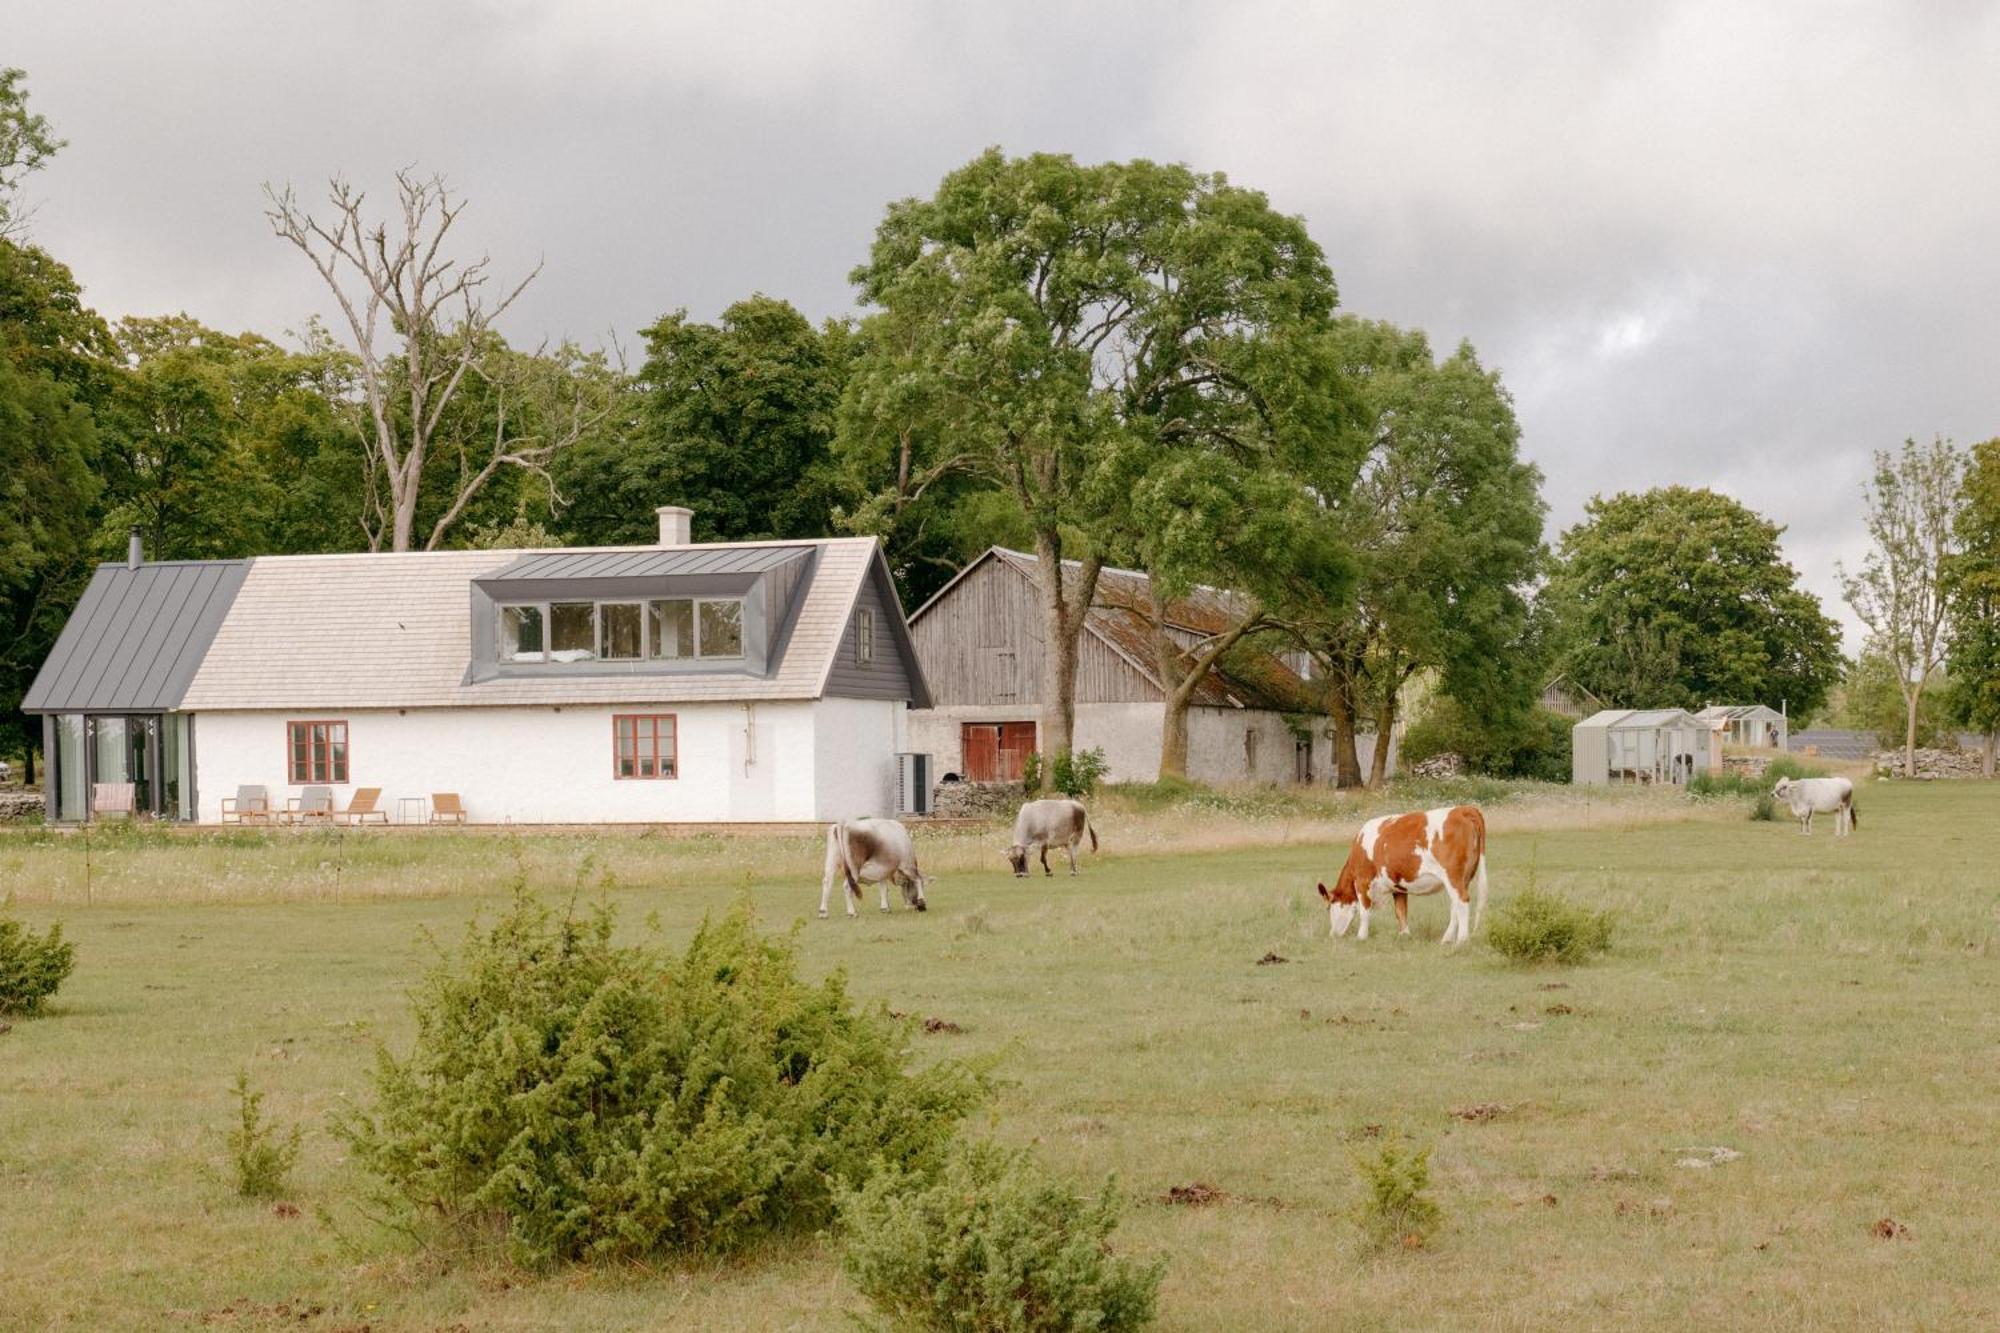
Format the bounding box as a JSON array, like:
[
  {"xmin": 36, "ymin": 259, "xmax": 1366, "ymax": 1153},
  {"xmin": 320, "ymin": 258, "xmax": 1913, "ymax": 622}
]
[
  {"xmin": 430, "ymin": 792, "xmax": 467, "ymax": 825},
  {"xmin": 333, "ymin": 787, "xmax": 389, "ymax": 826},
  {"xmin": 221, "ymin": 785, "xmax": 272, "ymax": 824},
  {"xmin": 283, "ymin": 786, "xmax": 335, "ymax": 826},
  {"xmin": 91, "ymin": 782, "xmax": 136, "ymax": 820}
]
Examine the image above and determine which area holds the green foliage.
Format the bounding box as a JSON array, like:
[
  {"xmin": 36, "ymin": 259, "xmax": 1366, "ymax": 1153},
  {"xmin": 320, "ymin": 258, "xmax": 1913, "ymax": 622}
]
[
  {"xmin": 226, "ymin": 1069, "xmax": 301, "ymax": 1199},
  {"xmin": 340, "ymin": 889, "xmax": 990, "ymax": 1266},
  {"xmin": 1547, "ymin": 486, "xmax": 1844, "ymax": 720},
  {"xmin": 1021, "ymin": 751, "xmax": 1043, "ymax": 797},
  {"xmin": 1350, "ymin": 1137, "xmax": 1442, "ymax": 1251},
  {"xmin": 1306, "ymin": 322, "xmax": 1547, "ymax": 778},
  {"xmin": 1686, "ymin": 754, "xmax": 1827, "ymax": 799},
  {"xmin": 1400, "ymin": 698, "xmax": 1571, "ymax": 782},
  {"xmin": 1486, "ymin": 888, "xmax": 1613, "ymax": 965},
  {"xmin": 1834, "ymin": 647, "xmax": 1952, "ymax": 748},
  {"xmin": 0, "ymin": 67, "xmax": 63, "ymax": 234},
  {"xmin": 0, "ymin": 906, "xmax": 76, "ymax": 1014},
  {"xmin": 1750, "ymin": 792, "xmax": 1777, "ymax": 822},
  {"xmin": 838, "ymin": 1138, "xmax": 1165, "ymax": 1332},
  {"xmin": 1947, "ymin": 439, "xmax": 2000, "ymax": 743},
  {"xmin": 1052, "ymin": 748, "xmax": 1108, "ymax": 799},
  {"xmin": 559, "ymin": 296, "xmax": 843, "ymax": 547}
]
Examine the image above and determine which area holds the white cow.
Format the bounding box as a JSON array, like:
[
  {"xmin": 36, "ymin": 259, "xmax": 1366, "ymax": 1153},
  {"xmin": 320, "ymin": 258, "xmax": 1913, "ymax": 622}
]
[
  {"xmin": 1772, "ymin": 776, "xmax": 1858, "ymax": 836},
  {"xmin": 1005, "ymin": 798, "xmax": 1097, "ymax": 877},
  {"xmin": 819, "ymin": 818, "xmax": 929, "ymax": 918}
]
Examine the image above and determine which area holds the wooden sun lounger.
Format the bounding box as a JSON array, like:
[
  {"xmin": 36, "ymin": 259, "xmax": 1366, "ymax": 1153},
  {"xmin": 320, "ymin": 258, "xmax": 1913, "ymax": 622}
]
[
  {"xmin": 430, "ymin": 792, "xmax": 467, "ymax": 825},
  {"xmin": 91, "ymin": 782, "xmax": 136, "ymax": 820},
  {"xmin": 334, "ymin": 787, "xmax": 389, "ymax": 826}
]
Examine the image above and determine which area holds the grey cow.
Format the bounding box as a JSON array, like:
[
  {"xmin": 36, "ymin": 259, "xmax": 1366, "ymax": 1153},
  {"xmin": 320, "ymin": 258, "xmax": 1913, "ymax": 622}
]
[
  {"xmin": 819, "ymin": 817, "xmax": 929, "ymax": 917},
  {"xmin": 1006, "ymin": 798, "xmax": 1098, "ymax": 877}
]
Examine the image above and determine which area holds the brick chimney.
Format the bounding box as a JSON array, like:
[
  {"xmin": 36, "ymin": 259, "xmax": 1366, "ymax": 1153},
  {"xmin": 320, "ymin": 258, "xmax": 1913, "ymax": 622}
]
[{"xmin": 656, "ymin": 506, "xmax": 693, "ymax": 545}]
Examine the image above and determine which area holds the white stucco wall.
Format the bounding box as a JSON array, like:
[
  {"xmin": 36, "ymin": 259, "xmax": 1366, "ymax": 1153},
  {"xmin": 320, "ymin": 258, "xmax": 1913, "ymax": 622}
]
[
  {"xmin": 192, "ymin": 700, "xmax": 904, "ymax": 824},
  {"xmin": 905, "ymin": 702, "xmax": 1370, "ymax": 787}
]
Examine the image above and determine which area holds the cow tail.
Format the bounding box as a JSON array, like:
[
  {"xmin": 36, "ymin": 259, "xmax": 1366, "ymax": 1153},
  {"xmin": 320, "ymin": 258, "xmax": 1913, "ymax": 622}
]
[
  {"xmin": 1848, "ymin": 793, "xmax": 1859, "ymax": 830},
  {"xmin": 826, "ymin": 822, "xmax": 858, "ymax": 899},
  {"xmin": 1471, "ymin": 813, "xmax": 1490, "ymax": 933},
  {"xmin": 1088, "ymin": 817, "xmax": 1099, "ymax": 853}
]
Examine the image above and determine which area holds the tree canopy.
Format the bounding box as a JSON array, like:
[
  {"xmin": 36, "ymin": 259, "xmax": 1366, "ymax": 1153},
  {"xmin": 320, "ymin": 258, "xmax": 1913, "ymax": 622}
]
[
  {"xmin": 1548, "ymin": 486, "xmax": 1843, "ymax": 720},
  {"xmin": 1947, "ymin": 437, "xmax": 2000, "ymax": 770}
]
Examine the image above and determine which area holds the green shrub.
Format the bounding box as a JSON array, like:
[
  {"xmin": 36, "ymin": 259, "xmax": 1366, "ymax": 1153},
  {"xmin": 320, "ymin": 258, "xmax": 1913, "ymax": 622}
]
[
  {"xmin": 0, "ymin": 907, "xmax": 76, "ymax": 1015},
  {"xmin": 1486, "ymin": 888, "xmax": 1613, "ymax": 965},
  {"xmin": 839, "ymin": 1139, "xmax": 1164, "ymax": 1332},
  {"xmin": 1401, "ymin": 700, "xmax": 1571, "ymax": 782},
  {"xmin": 227, "ymin": 1070, "xmax": 302, "ymax": 1199},
  {"xmin": 1688, "ymin": 755, "xmax": 1826, "ymax": 799},
  {"xmin": 1750, "ymin": 792, "xmax": 1777, "ymax": 822},
  {"xmin": 1022, "ymin": 748, "xmax": 1109, "ymax": 799},
  {"xmin": 340, "ymin": 890, "xmax": 990, "ymax": 1266},
  {"xmin": 1351, "ymin": 1137, "xmax": 1442, "ymax": 1250}
]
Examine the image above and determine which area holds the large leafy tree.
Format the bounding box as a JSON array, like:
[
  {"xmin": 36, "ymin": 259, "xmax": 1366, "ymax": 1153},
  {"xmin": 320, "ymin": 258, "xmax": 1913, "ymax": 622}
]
[
  {"xmin": 1946, "ymin": 438, "xmax": 2000, "ymax": 774},
  {"xmin": 0, "ymin": 68, "xmax": 62, "ymax": 238},
  {"xmin": 1303, "ymin": 320, "xmax": 1545, "ymax": 786},
  {"xmin": 1549, "ymin": 486, "xmax": 1843, "ymax": 721},
  {"xmin": 1840, "ymin": 438, "xmax": 1964, "ymax": 778},
  {"xmin": 558, "ymin": 296, "xmax": 840, "ymax": 546},
  {"xmin": 850, "ymin": 148, "xmax": 1349, "ymax": 771},
  {"xmin": 0, "ymin": 238, "xmax": 112, "ymax": 777}
]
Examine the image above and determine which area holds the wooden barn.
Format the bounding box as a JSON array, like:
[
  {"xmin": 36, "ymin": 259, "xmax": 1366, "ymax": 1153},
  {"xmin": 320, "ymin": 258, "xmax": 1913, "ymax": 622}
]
[{"xmin": 905, "ymin": 548, "xmax": 1386, "ymax": 786}]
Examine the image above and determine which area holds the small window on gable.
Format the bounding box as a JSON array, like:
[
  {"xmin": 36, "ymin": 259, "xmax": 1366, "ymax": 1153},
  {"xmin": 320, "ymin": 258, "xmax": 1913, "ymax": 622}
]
[
  {"xmin": 698, "ymin": 599, "xmax": 743, "ymax": 658},
  {"xmin": 855, "ymin": 607, "xmax": 876, "ymax": 667},
  {"xmin": 549, "ymin": 602, "xmax": 597, "ymax": 662}
]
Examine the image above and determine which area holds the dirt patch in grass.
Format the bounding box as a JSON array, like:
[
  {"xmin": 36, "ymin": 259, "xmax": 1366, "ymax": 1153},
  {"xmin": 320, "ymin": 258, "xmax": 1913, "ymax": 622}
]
[
  {"xmin": 1545, "ymin": 1003, "xmax": 1575, "ymax": 1016},
  {"xmin": 1163, "ymin": 1182, "xmax": 1227, "ymax": 1206},
  {"xmin": 1873, "ymin": 1217, "xmax": 1910, "ymax": 1241},
  {"xmin": 1255, "ymin": 951, "xmax": 1288, "ymax": 966},
  {"xmin": 921, "ymin": 1016, "xmax": 964, "ymax": 1035},
  {"xmin": 1451, "ymin": 1102, "xmax": 1510, "ymax": 1123}
]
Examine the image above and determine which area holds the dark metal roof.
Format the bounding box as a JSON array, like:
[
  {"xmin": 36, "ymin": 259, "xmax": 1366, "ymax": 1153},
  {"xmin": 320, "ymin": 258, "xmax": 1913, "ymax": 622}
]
[
  {"xmin": 484, "ymin": 545, "xmax": 808, "ymax": 580},
  {"xmin": 23, "ymin": 559, "xmax": 249, "ymax": 713}
]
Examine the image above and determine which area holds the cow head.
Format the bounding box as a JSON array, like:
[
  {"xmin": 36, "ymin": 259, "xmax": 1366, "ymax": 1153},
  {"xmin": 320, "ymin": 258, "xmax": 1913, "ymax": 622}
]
[
  {"xmin": 1004, "ymin": 845, "xmax": 1029, "ymax": 877},
  {"xmin": 1772, "ymin": 777, "xmax": 1793, "ymax": 801},
  {"xmin": 1317, "ymin": 874, "xmax": 1369, "ymax": 939}
]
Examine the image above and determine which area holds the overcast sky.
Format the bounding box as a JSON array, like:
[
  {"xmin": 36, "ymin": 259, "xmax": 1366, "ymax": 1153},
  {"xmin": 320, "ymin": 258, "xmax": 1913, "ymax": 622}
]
[{"xmin": 14, "ymin": 1, "xmax": 2000, "ymax": 648}]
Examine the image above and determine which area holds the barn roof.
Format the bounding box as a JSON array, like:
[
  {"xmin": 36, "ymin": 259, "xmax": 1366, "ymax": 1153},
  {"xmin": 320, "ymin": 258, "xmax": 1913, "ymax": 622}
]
[
  {"xmin": 28, "ymin": 536, "xmax": 920, "ymax": 713},
  {"xmin": 1695, "ymin": 704, "xmax": 1784, "ymax": 722}
]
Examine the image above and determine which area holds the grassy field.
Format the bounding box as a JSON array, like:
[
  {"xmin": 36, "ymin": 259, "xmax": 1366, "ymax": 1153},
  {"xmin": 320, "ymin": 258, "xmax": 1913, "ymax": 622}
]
[{"xmin": 3, "ymin": 778, "xmax": 1997, "ymax": 1330}]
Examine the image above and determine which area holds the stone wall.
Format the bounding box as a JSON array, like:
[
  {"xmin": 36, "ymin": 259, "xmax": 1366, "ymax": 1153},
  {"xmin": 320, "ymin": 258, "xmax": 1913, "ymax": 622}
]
[
  {"xmin": 929, "ymin": 780, "xmax": 1020, "ymax": 820},
  {"xmin": 0, "ymin": 790, "xmax": 44, "ymax": 822},
  {"xmin": 1872, "ymin": 748, "xmax": 1993, "ymax": 780}
]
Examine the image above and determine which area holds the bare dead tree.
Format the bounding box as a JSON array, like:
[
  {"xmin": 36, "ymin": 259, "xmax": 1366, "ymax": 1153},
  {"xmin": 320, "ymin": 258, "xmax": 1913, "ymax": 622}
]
[{"xmin": 264, "ymin": 170, "xmax": 555, "ymax": 551}]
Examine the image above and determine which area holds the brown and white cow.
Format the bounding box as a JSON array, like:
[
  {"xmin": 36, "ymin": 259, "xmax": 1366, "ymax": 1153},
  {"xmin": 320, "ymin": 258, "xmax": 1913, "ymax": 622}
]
[
  {"xmin": 819, "ymin": 817, "xmax": 929, "ymax": 918},
  {"xmin": 1317, "ymin": 805, "xmax": 1489, "ymax": 946}
]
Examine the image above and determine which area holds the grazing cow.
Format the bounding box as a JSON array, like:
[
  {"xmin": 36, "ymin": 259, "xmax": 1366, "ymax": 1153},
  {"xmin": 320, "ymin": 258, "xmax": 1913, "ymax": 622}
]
[
  {"xmin": 819, "ymin": 818, "xmax": 929, "ymax": 918},
  {"xmin": 1772, "ymin": 776, "xmax": 1857, "ymax": 836},
  {"xmin": 1317, "ymin": 805, "xmax": 1489, "ymax": 946},
  {"xmin": 1006, "ymin": 798, "xmax": 1098, "ymax": 877}
]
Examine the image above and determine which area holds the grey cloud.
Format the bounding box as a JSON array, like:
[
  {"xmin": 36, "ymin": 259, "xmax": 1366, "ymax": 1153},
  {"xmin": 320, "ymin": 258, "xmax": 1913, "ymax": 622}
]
[{"xmin": 15, "ymin": 1, "xmax": 1999, "ymax": 649}]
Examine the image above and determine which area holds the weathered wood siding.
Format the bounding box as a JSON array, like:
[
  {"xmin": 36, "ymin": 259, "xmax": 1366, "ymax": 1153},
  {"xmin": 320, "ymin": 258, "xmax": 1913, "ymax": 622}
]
[
  {"xmin": 824, "ymin": 564, "xmax": 920, "ymax": 701},
  {"xmin": 910, "ymin": 557, "xmax": 1158, "ymax": 707}
]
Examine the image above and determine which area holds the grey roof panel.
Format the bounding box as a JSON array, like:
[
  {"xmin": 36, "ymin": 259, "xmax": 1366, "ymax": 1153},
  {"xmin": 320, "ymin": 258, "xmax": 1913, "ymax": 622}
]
[
  {"xmin": 23, "ymin": 559, "xmax": 249, "ymax": 713},
  {"xmin": 486, "ymin": 545, "xmax": 808, "ymax": 581}
]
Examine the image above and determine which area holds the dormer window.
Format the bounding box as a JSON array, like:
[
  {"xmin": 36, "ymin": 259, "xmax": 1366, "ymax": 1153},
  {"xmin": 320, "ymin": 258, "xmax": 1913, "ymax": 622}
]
[{"xmin": 498, "ymin": 596, "xmax": 748, "ymax": 665}]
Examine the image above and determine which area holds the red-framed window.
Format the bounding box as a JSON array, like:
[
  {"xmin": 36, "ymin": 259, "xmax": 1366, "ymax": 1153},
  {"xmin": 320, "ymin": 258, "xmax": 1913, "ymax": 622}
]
[
  {"xmin": 614, "ymin": 714, "xmax": 677, "ymax": 780},
  {"xmin": 287, "ymin": 720, "xmax": 349, "ymax": 784}
]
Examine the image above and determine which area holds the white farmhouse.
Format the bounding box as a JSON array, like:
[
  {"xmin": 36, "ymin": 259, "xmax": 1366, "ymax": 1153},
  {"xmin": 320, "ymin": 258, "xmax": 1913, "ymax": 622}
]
[{"xmin": 24, "ymin": 509, "xmax": 929, "ymax": 824}]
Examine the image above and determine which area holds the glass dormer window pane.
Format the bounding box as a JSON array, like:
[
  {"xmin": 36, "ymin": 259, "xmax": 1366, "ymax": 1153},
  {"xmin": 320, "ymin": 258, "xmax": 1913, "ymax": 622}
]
[
  {"xmin": 601, "ymin": 603, "xmax": 642, "ymax": 660},
  {"xmin": 698, "ymin": 599, "xmax": 743, "ymax": 658},
  {"xmin": 501, "ymin": 605, "xmax": 545, "ymax": 662},
  {"xmin": 549, "ymin": 603, "xmax": 597, "ymax": 662},
  {"xmin": 649, "ymin": 599, "xmax": 694, "ymax": 659}
]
